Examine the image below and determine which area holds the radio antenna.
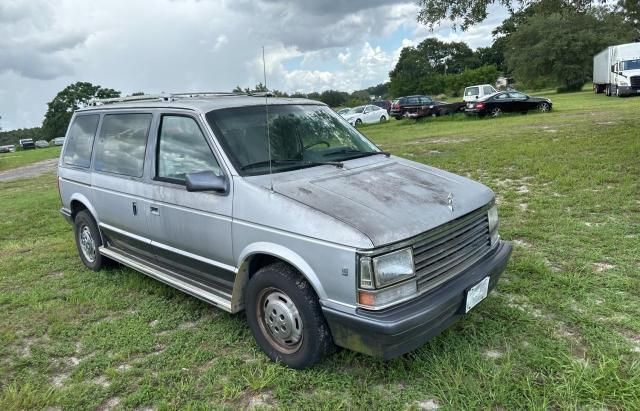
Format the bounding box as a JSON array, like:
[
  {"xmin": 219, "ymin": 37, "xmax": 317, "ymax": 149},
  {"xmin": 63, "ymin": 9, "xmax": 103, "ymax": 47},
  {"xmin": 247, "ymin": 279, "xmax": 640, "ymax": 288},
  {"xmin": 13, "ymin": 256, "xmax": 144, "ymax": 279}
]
[{"xmin": 262, "ymin": 46, "xmax": 274, "ymax": 192}]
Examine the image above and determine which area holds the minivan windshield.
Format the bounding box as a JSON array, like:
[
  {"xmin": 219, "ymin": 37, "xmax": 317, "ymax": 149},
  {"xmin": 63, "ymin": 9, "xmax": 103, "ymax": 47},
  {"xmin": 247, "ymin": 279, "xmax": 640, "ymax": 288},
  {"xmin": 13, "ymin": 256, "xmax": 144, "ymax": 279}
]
[{"xmin": 206, "ymin": 104, "xmax": 380, "ymax": 176}]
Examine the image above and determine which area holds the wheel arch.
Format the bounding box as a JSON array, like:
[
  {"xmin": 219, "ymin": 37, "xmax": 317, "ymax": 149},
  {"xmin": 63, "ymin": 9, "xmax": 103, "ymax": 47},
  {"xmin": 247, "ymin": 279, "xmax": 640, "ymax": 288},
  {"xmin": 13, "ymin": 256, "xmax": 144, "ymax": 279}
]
[
  {"xmin": 231, "ymin": 242, "xmax": 325, "ymax": 314},
  {"xmin": 68, "ymin": 194, "xmax": 105, "ymax": 243}
]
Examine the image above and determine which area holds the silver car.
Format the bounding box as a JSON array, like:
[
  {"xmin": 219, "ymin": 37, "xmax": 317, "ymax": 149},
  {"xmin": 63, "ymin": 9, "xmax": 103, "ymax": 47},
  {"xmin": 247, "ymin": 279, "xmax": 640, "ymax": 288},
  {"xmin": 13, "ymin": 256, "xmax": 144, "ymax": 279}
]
[{"xmin": 58, "ymin": 93, "xmax": 511, "ymax": 369}]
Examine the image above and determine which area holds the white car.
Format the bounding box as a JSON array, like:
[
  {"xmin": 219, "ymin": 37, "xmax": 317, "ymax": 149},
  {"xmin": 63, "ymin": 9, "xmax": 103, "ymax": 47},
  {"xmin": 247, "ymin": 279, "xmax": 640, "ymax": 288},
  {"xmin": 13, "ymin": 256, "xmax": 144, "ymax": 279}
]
[
  {"xmin": 51, "ymin": 137, "xmax": 65, "ymax": 146},
  {"xmin": 342, "ymin": 104, "xmax": 389, "ymax": 125},
  {"xmin": 463, "ymin": 84, "xmax": 497, "ymax": 102}
]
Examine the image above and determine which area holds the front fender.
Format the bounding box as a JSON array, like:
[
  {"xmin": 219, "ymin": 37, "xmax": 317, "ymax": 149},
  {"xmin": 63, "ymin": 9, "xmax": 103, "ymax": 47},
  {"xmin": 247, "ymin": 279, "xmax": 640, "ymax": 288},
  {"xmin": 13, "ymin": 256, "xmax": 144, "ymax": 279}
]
[{"xmin": 231, "ymin": 242, "xmax": 326, "ymax": 313}]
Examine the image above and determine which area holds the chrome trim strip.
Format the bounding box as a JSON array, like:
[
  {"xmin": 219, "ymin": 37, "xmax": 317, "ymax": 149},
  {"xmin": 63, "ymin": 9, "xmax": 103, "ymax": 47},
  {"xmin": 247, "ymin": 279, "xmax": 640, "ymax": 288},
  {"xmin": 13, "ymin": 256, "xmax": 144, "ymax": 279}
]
[
  {"xmin": 152, "ymin": 240, "xmax": 238, "ymax": 273},
  {"xmin": 99, "ymin": 223, "xmax": 151, "ymax": 245},
  {"xmin": 100, "ymin": 246, "xmax": 233, "ymax": 312},
  {"xmin": 99, "ymin": 223, "xmax": 238, "ymax": 273}
]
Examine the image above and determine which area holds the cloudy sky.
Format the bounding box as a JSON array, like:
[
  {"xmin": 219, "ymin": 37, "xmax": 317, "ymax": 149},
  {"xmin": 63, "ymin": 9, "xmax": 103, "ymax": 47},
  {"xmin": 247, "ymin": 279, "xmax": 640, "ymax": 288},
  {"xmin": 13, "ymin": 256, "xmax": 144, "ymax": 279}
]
[{"xmin": 0, "ymin": 0, "xmax": 507, "ymax": 131}]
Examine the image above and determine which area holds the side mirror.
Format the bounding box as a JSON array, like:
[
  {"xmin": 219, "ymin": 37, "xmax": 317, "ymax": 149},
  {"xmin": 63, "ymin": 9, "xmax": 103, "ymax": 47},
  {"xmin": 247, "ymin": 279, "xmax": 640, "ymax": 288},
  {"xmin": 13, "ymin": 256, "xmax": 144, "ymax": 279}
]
[
  {"xmin": 185, "ymin": 171, "xmax": 228, "ymax": 193},
  {"xmin": 618, "ymin": 71, "xmax": 623, "ymax": 75}
]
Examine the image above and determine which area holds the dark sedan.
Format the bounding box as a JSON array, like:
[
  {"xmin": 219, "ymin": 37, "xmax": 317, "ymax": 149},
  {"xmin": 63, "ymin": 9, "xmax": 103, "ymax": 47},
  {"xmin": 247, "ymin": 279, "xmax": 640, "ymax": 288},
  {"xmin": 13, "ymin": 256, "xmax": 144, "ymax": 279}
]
[{"xmin": 465, "ymin": 91, "xmax": 552, "ymax": 117}]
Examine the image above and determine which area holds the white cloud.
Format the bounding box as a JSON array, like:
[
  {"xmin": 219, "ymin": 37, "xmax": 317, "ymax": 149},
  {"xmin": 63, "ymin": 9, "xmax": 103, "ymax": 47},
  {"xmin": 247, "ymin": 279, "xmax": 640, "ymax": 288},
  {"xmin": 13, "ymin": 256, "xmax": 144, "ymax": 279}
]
[{"xmin": 0, "ymin": 0, "xmax": 507, "ymax": 131}]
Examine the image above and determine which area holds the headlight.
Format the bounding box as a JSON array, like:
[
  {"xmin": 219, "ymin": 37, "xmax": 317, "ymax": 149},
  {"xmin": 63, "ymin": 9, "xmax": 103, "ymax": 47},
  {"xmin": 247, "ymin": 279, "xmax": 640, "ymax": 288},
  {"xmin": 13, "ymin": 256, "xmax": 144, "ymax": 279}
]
[
  {"xmin": 372, "ymin": 247, "xmax": 415, "ymax": 288},
  {"xmin": 488, "ymin": 204, "xmax": 499, "ymax": 245},
  {"xmin": 358, "ymin": 247, "xmax": 416, "ymax": 309},
  {"xmin": 619, "ymin": 80, "xmax": 629, "ymax": 86}
]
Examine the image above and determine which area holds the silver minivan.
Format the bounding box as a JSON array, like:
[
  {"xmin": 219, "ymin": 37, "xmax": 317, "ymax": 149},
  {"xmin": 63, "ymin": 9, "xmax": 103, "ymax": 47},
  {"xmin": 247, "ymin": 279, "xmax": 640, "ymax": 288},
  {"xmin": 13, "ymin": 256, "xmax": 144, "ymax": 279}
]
[{"xmin": 58, "ymin": 93, "xmax": 512, "ymax": 369}]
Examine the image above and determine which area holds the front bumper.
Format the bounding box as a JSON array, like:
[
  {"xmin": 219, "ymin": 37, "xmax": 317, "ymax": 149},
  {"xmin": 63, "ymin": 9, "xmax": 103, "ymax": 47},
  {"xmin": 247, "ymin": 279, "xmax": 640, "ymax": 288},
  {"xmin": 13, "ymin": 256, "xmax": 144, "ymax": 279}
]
[
  {"xmin": 322, "ymin": 240, "xmax": 512, "ymax": 359},
  {"xmin": 617, "ymin": 86, "xmax": 640, "ymax": 96}
]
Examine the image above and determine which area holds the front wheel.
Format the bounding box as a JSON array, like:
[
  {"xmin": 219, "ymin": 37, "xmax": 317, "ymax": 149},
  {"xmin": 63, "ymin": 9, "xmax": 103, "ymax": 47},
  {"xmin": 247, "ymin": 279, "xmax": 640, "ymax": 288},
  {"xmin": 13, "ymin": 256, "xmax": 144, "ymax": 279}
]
[
  {"xmin": 355, "ymin": 118, "xmax": 362, "ymax": 126},
  {"xmin": 538, "ymin": 102, "xmax": 551, "ymax": 113},
  {"xmin": 245, "ymin": 262, "xmax": 334, "ymax": 369},
  {"xmin": 379, "ymin": 116, "xmax": 387, "ymax": 123}
]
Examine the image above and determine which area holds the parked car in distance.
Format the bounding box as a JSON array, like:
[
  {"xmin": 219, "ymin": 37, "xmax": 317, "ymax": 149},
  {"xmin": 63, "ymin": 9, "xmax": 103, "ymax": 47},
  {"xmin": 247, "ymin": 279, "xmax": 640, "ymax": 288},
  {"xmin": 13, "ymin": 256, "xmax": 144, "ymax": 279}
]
[
  {"xmin": 342, "ymin": 104, "xmax": 389, "ymax": 125},
  {"xmin": 58, "ymin": 93, "xmax": 511, "ymax": 369},
  {"xmin": 0, "ymin": 144, "xmax": 15, "ymax": 153},
  {"xmin": 371, "ymin": 100, "xmax": 391, "ymax": 113},
  {"xmin": 463, "ymin": 84, "xmax": 497, "ymax": 102},
  {"xmin": 35, "ymin": 140, "xmax": 50, "ymax": 148},
  {"xmin": 18, "ymin": 138, "xmax": 36, "ymax": 149},
  {"xmin": 390, "ymin": 95, "xmax": 436, "ymax": 119},
  {"xmin": 465, "ymin": 91, "xmax": 552, "ymax": 118},
  {"xmin": 51, "ymin": 137, "xmax": 66, "ymax": 146}
]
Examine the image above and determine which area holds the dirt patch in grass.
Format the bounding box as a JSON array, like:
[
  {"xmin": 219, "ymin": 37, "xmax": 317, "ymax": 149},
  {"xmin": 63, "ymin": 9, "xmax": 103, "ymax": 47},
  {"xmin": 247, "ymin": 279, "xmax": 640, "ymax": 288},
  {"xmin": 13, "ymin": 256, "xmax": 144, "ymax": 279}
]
[{"xmin": 593, "ymin": 262, "xmax": 615, "ymax": 272}]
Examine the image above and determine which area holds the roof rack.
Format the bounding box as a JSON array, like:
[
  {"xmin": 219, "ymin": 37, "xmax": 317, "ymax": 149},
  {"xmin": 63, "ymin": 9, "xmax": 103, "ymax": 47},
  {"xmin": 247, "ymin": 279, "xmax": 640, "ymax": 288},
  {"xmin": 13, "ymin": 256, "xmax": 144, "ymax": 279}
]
[{"xmin": 88, "ymin": 91, "xmax": 274, "ymax": 106}]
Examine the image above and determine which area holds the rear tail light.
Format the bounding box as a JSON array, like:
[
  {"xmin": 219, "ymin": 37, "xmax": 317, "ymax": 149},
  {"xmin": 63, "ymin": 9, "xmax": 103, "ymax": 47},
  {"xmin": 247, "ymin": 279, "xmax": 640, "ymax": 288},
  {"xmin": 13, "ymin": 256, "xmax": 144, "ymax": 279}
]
[{"xmin": 475, "ymin": 103, "xmax": 485, "ymax": 109}]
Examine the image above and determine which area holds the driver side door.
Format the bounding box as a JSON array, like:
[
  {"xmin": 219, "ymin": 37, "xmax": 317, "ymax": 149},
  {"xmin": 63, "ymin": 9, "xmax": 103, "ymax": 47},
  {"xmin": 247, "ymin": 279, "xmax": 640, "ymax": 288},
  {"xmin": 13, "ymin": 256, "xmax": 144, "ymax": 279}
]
[{"xmin": 144, "ymin": 113, "xmax": 236, "ymax": 298}]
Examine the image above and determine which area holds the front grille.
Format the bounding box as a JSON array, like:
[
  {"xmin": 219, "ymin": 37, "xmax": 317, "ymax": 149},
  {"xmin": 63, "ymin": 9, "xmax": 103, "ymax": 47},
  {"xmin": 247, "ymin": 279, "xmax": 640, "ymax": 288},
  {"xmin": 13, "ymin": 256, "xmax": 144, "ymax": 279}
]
[
  {"xmin": 413, "ymin": 207, "xmax": 491, "ymax": 293},
  {"xmin": 630, "ymin": 76, "xmax": 640, "ymax": 90}
]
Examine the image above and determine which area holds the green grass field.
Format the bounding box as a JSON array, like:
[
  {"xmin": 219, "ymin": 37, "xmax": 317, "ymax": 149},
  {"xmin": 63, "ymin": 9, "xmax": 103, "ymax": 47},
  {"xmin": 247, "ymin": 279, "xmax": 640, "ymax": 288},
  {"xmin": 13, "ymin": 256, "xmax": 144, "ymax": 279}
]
[
  {"xmin": 1, "ymin": 91, "xmax": 639, "ymax": 410},
  {"xmin": 0, "ymin": 147, "xmax": 62, "ymax": 172}
]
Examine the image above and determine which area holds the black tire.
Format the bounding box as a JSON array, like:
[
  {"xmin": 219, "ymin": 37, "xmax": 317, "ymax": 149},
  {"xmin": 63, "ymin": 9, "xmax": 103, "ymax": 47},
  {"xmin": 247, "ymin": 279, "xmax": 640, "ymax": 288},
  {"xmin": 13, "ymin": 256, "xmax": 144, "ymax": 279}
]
[
  {"xmin": 605, "ymin": 85, "xmax": 611, "ymax": 96},
  {"xmin": 379, "ymin": 116, "xmax": 387, "ymax": 123},
  {"xmin": 73, "ymin": 210, "xmax": 107, "ymax": 271},
  {"xmin": 245, "ymin": 262, "xmax": 334, "ymax": 369},
  {"xmin": 490, "ymin": 107, "xmax": 502, "ymax": 117},
  {"xmin": 538, "ymin": 102, "xmax": 551, "ymax": 113},
  {"xmin": 394, "ymin": 116, "xmax": 402, "ymax": 120},
  {"xmin": 355, "ymin": 119, "xmax": 362, "ymax": 126}
]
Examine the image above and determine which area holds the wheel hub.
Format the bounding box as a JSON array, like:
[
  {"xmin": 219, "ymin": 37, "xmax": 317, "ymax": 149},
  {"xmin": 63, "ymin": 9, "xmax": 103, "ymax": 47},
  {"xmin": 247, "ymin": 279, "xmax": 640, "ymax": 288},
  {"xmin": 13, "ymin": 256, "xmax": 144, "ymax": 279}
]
[
  {"xmin": 259, "ymin": 289, "xmax": 303, "ymax": 352},
  {"xmin": 79, "ymin": 226, "xmax": 96, "ymax": 262}
]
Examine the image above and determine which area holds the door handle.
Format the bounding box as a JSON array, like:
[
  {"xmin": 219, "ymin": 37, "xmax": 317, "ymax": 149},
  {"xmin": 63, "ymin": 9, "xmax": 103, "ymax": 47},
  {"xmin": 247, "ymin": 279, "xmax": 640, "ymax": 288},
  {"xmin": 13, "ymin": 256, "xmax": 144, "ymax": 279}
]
[
  {"xmin": 150, "ymin": 206, "xmax": 160, "ymax": 215},
  {"xmin": 132, "ymin": 202, "xmax": 137, "ymax": 216}
]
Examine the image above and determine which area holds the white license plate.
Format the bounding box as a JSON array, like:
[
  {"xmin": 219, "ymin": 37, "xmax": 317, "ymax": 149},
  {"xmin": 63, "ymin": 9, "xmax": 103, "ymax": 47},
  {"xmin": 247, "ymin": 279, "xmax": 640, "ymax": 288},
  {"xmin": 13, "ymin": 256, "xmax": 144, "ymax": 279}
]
[{"xmin": 465, "ymin": 276, "xmax": 490, "ymax": 313}]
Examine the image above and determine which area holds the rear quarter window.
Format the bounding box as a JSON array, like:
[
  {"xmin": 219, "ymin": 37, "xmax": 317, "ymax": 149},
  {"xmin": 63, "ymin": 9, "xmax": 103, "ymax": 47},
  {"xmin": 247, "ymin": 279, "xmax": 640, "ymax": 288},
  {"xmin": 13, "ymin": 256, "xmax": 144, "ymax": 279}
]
[
  {"xmin": 63, "ymin": 115, "xmax": 100, "ymax": 168},
  {"xmin": 94, "ymin": 113, "xmax": 152, "ymax": 178}
]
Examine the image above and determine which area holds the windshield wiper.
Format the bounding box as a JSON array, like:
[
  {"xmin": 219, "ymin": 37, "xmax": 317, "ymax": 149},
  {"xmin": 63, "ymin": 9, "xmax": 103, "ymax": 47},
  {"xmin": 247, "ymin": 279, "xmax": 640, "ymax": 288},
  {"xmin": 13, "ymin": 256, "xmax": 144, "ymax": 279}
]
[
  {"xmin": 240, "ymin": 159, "xmax": 343, "ymax": 171},
  {"xmin": 324, "ymin": 149, "xmax": 391, "ymax": 160}
]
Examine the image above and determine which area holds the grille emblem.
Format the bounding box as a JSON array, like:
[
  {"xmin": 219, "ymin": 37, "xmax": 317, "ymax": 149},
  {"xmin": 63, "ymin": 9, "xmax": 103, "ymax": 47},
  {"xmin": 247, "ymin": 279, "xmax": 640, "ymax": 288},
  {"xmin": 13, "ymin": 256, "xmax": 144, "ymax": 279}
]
[{"xmin": 447, "ymin": 192, "xmax": 454, "ymax": 213}]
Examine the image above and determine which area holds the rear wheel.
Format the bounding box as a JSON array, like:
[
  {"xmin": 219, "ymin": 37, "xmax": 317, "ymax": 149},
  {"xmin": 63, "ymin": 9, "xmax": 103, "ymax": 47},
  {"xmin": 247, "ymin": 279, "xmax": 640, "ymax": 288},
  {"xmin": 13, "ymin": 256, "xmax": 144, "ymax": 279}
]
[
  {"xmin": 355, "ymin": 119, "xmax": 362, "ymax": 126},
  {"xmin": 490, "ymin": 107, "xmax": 502, "ymax": 117},
  {"xmin": 379, "ymin": 116, "xmax": 387, "ymax": 123},
  {"xmin": 73, "ymin": 210, "xmax": 107, "ymax": 271},
  {"xmin": 245, "ymin": 262, "xmax": 334, "ymax": 369}
]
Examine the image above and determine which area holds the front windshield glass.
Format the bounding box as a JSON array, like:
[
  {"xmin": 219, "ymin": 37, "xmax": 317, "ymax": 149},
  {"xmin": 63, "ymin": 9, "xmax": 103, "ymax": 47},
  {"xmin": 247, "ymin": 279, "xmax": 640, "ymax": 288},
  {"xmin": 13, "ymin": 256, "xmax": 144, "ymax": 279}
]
[
  {"xmin": 206, "ymin": 104, "xmax": 380, "ymax": 176},
  {"xmin": 622, "ymin": 59, "xmax": 640, "ymax": 70}
]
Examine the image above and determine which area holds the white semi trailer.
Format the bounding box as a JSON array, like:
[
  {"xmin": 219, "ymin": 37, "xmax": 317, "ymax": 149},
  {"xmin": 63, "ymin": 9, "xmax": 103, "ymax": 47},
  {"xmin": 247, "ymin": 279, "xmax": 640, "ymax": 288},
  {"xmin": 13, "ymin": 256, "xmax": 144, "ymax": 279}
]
[{"xmin": 593, "ymin": 42, "xmax": 640, "ymax": 97}]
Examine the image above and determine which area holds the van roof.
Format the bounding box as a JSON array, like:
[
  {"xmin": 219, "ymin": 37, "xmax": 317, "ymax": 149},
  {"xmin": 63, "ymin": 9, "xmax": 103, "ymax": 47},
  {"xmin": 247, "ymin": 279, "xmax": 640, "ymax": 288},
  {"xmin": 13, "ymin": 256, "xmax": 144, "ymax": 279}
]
[{"xmin": 76, "ymin": 94, "xmax": 323, "ymax": 114}]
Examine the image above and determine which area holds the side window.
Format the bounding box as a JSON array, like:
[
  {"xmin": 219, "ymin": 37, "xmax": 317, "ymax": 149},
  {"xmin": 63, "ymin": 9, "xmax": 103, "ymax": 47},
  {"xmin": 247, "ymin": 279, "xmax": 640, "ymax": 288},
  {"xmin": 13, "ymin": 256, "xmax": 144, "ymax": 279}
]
[
  {"xmin": 63, "ymin": 115, "xmax": 99, "ymax": 168},
  {"xmin": 157, "ymin": 115, "xmax": 221, "ymax": 183},
  {"xmin": 94, "ymin": 113, "xmax": 152, "ymax": 177},
  {"xmin": 483, "ymin": 86, "xmax": 494, "ymax": 95}
]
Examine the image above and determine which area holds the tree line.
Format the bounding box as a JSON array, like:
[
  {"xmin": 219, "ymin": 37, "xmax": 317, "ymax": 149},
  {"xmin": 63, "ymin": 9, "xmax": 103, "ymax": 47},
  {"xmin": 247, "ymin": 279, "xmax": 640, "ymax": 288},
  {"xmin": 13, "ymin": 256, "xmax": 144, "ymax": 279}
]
[{"xmin": 404, "ymin": 0, "xmax": 638, "ymax": 93}]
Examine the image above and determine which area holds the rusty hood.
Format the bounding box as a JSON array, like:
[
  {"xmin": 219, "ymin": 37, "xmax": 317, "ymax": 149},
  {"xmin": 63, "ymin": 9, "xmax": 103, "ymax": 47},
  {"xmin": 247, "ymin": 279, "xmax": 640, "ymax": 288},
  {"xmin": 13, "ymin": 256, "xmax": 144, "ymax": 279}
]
[{"xmin": 270, "ymin": 158, "xmax": 495, "ymax": 247}]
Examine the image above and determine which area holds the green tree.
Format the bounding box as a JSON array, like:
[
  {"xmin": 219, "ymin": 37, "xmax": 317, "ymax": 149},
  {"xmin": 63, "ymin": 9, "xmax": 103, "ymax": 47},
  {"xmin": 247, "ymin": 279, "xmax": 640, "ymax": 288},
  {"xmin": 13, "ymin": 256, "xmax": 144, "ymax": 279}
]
[
  {"xmin": 42, "ymin": 82, "xmax": 120, "ymax": 138},
  {"xmin": 504, "ymin": 11, "xmax": 633, "ymax": 91},
  {"xmin": 415, "ymin": 0, "xmax": 640, "ymax": 30},
  {"xmin": 389, "ymin": 38, "xmax": 483, "ymax": 97}
]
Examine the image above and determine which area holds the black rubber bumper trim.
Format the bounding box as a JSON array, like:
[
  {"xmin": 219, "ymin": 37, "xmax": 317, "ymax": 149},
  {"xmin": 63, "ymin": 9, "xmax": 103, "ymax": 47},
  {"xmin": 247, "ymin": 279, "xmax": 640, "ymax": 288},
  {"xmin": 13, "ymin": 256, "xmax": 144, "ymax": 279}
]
[{"xmin": 322, "ymin": 240, "xmax": 512, "ymax": 359}]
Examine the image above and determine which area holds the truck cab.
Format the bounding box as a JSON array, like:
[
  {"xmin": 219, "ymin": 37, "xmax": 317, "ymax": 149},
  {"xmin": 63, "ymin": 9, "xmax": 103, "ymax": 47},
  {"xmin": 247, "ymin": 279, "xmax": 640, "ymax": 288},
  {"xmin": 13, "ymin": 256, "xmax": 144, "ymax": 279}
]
[{"xmin": 594, "ymin": 42, "xmax": 640, "ymax": 97}]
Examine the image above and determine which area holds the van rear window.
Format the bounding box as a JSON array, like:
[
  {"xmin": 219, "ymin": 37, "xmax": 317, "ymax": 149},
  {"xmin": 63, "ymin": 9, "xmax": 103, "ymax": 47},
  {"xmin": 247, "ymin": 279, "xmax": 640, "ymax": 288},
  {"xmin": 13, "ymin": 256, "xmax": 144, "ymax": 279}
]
[
  {"xmin": 94, "ymin": 113, "xmax": 152, "ymax": 178},
  {"xmin": 465, "ymin": 87, "xmax": 480, "ymax": 96},
  {"xmin": 63, "ymin": 115, "xmax": 99, "ymax": 168}
]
